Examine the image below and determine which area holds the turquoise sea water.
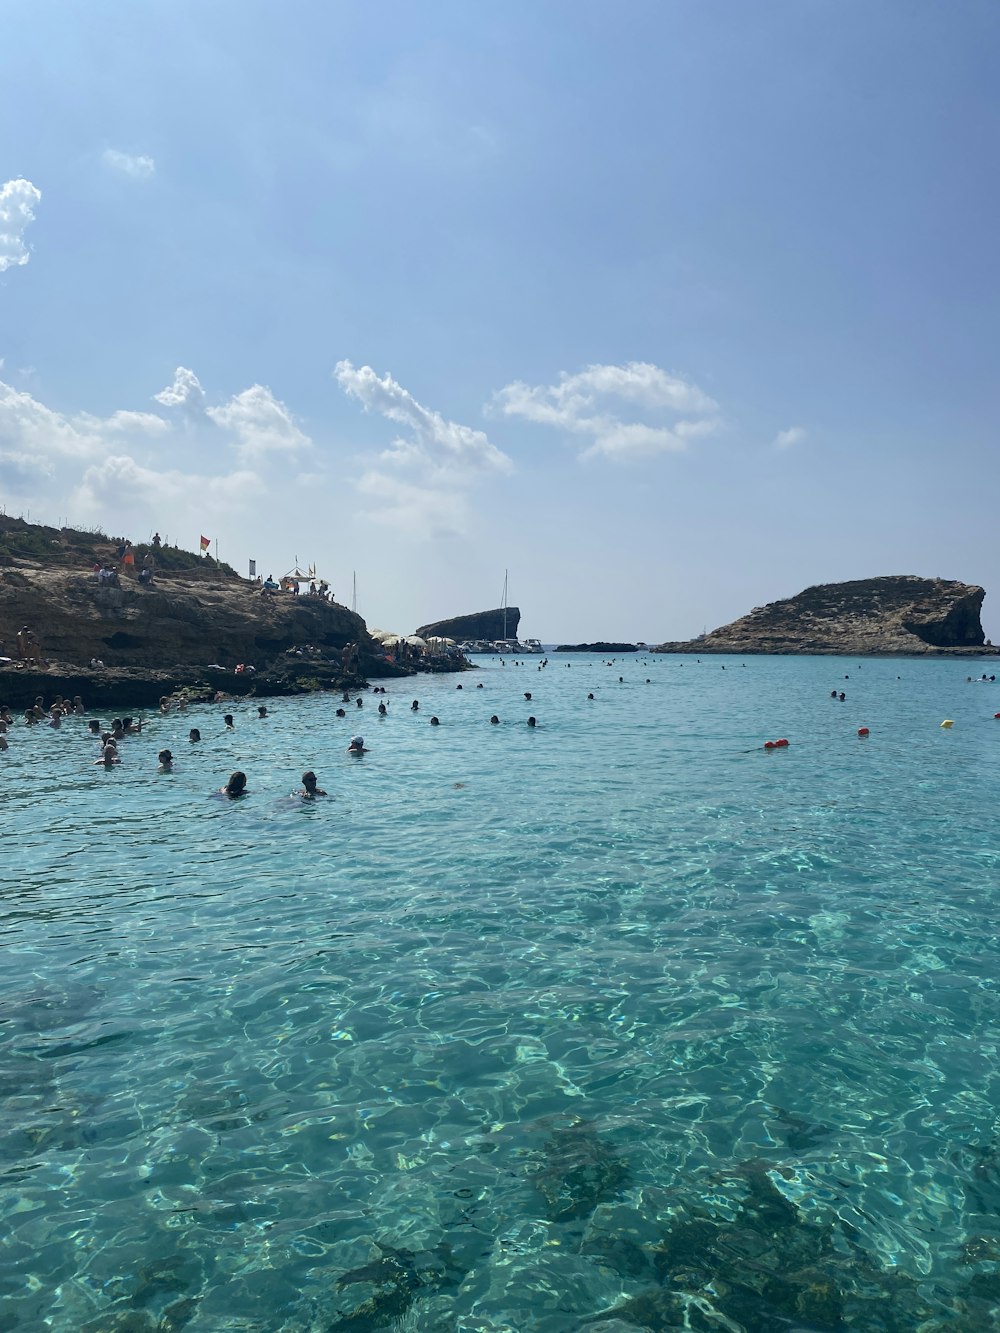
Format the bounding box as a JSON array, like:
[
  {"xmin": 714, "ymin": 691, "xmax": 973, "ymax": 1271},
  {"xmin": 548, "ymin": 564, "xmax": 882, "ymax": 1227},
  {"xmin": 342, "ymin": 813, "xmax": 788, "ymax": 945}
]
[{"xmin": 2, "ymin": 652, "xmax": 1000, "ymax": 1332}]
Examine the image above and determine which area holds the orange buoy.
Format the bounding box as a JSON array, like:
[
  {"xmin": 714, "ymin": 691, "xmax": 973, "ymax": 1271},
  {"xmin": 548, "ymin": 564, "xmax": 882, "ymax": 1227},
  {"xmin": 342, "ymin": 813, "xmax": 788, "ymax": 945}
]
[{"xmin": 858, "ymin": 727, "xmax": 869, "ymax": 736}]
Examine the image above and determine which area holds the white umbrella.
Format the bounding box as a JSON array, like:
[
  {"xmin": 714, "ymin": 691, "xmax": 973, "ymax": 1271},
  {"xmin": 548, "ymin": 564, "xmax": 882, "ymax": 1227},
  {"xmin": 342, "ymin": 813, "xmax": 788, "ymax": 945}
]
[
  {"xmin": 405, "ymin": 635, "xmax": 428, "ymax": 647},
  {"xmin": 370, "ymin": 629, "xmax": 400, "ymax": 643}
]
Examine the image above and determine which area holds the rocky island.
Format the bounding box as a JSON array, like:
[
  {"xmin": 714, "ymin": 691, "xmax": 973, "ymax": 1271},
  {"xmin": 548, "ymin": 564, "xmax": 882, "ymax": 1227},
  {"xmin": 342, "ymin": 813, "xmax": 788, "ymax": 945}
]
[
  {"xmin": 0, "ymin": 516, "xmax": 440, "ymax": 709},
  {"xmin": 654, "ymin": 576, "xmax": 996, "ymax": 656},
  {"xmin": 416, "ymin": 607, "xmax": 520, "ymax": 641}
]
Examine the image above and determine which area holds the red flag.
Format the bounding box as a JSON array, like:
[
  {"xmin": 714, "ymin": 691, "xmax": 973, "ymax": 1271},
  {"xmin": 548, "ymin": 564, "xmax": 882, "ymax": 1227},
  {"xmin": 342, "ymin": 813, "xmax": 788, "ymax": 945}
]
[{"xmin": 200, "ymin": 535, "xmax": 211, "ymax": 551}]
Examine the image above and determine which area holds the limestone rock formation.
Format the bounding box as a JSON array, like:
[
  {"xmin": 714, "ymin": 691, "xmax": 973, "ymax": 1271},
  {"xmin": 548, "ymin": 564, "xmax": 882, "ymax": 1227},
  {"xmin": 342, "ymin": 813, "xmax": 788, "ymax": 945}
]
[
  {"xmin": 654, "ymin": 576, "xmax": 993, "ymax": 656},
  {"xmin": 416, "ymin": 606, "xmax": 521, "ymax": 641},
  {"xmin": 0, "ymin": 517, "xmax": 375, "ymax": 671}
]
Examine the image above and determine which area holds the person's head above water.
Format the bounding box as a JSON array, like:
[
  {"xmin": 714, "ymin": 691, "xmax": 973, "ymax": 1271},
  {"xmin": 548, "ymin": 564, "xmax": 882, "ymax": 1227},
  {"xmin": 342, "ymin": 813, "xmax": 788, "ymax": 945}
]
[
  {"xmin": 223, "ymin": 771, "xmax": 247, "ymax": 797},
  {"xmin": 335, "ymin": 707, "xmax": 346, "ymax": 718},
  {"xmin": 300, "ymin": 770, "xmax": 327, "ymax": 796},
  {"xmin": 411, "ymin": 700, "xmax": 419, "ymax": 710},
  {"xmin": 189, "ymin": 728, "xmax": 201, "ymax": 742},
  {"xmin": 258, "ymin": 705, "xmax": 268, "ymax": 717},
  {"xmin": 223, "ymin": 714, "xmax": 234, "ymax": 727},
  {"xmin": 348, "ymin": 735, "xmax": 366, "ymax": 753},
  {"xmin": 527, "ymin": 716, "xmax": 537, "ymax": 727},
  {"xmin": 430, "ymin": 716, "xmax": 440, "ymax": 725},
  {"xmin": 158, "ymin": 749, "xmax": 173, "ymax": 767},
  {"xmin": 490, "ymin": 715, "xmax": 499, "ymax": 724}
]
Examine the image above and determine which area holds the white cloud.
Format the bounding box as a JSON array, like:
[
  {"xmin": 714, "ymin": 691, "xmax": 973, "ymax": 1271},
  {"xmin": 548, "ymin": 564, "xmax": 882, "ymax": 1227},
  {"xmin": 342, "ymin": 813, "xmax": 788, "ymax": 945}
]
[
  {"xmin": 773, "ymin": 426, "xmax": 807, "ymax": 450},
  {"xmin": 334, "ymin": 360, "xmax": 511, "ymax": 475},
  {"xmin": 0, "ymin": 379, "xmax": 106, "ymax": 462},
  {"xmin": 102, "ymin": 149, "xmax": 156, "ymax": 180},
  {"xmin": 335, "ymin": 360, "xmax": 510, "ymax": 533},
  {"xmin": 154, "ymin": 366, "xmax": 206, "ymax": 414},
  {"xmin": 75, "ymin": 454, "xmax": 260, "ymax": 515},
  {"xmin": 206, "ymin": 384, "xmax": 311, "ymax": 461},
  {"xmin": 0, "ymin": 178, "xmax": 41, "ymax": 273},
  {"xmin": 491, "ymin": 361, "xmax": 720, "ymax": 461},
  {"xmin": 154, "ymin": 369, "xmax": 310, "ymax": 461},
  {"xmin": 355, "ymin": 469, "xmax": 470, "ymax": 538},
  {"xmin": 0, "ymin": 375, "xmax": 281, "ymax": 538}
]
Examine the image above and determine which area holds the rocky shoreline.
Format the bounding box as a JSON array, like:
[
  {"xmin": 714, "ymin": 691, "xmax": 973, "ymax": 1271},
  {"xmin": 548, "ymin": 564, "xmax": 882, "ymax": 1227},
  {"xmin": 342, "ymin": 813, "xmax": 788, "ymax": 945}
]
[{"xmin": 0, "ymin": 651, "xmax": 469, "ymax": 713}]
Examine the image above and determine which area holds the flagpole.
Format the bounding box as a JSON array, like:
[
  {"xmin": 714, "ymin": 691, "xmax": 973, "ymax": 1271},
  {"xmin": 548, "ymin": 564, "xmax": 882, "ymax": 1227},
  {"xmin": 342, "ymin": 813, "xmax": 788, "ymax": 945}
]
[{"xmin": 215, "ymin": 539, "xmax": 219, "ymax": 564}]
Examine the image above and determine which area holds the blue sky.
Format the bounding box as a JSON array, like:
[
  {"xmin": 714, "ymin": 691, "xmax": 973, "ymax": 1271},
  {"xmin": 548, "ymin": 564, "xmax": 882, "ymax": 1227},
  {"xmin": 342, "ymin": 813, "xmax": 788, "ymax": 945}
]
[{"xmin": 2, "ymin": 0, "xmax": 998, "ymax": 642}]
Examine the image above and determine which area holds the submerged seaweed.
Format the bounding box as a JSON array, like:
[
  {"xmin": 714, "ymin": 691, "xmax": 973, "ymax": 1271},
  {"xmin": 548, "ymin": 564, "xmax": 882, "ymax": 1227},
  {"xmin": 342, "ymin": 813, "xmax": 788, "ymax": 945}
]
[{"xmin": 532, "ymin": 1118, "xmax": 630, "ymax": 1223}]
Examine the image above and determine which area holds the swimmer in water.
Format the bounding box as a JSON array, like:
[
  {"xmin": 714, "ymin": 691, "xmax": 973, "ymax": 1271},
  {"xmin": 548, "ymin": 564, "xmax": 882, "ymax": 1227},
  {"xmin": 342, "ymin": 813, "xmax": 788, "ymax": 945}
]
[
  {"xmin": 356, "ymin": 698, "xmax": 364, "ymax": 708},
  {"xmin": 587, "ymin": 693, "xmax": 594, "ymax": 700},
  {"xmin": 527, "ymin": 716, "xmax": 536, "ymax": 727},
  {"xmin": 378, "ymin": 702, "xmax": 387, "ymax": 715},
  {"xmin": 221, "ymin": 771, "xmax": 247, "ymax": 798},
  {"xmin": 298, "ymin": 770, "xmax": 327, "ymax": 798},
  {"xmin": 96, "ymin": 743, "xmax": 120, "ymax": 767},
  {"xmin": 411, "ymin": 700, "xmax": 419, "ymax": 711},
  {"xmin": 158, "ymin": 749, "xmax": 174, "ymax": 772},
  {"xmin": 258, "ymin": 705, "xmax": 268, "ymax": 718},
  {"xmin": 490, "ymin": 715, "xmax": 500, "ymax": 725},
  {"xmin": 524, "ymin": 692, "xmax": 531, "ymax": 700},
  {"xmin": 430, "ymin": 716, "xmax": 440, "ymax": 725},
  {"xmin": 335, "ymin": 707, "xmax": 347, "ymax": 718},
  {"xmin": 476, "ymin": 683, "xmax": 484, "ymax": 688},
  {"xmin": 347, "ymin": 736, "xmax": 368, "ymax": 754},
  {"xmin": 224, "ymin": 714, "xmax": 234, "ymax": 729},
  {"xmin": 189, "ymin": 728, "xmax": 201, "ymax": 742}
]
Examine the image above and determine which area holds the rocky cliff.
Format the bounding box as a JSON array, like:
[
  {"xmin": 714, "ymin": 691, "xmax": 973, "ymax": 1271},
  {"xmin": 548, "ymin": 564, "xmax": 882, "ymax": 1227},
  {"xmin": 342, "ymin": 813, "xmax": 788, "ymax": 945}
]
[
  {"xmin": 0, "ymin": 516, "xmax": 376, "ymax": 671},
  {"xmin": 416, "ymin": 606, "xmax": 521, "ymax": 641},
  {"xmin": 654, "ymin": 576, "xmax": 994, "ymax": 656}
]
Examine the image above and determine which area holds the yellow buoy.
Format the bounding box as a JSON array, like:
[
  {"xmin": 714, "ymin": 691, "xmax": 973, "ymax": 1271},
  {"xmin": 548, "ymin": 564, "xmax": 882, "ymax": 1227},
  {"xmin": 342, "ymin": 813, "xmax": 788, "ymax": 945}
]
[{"xmin": 940, "ymin": 719, "xmax": 955, "ymax": 728}]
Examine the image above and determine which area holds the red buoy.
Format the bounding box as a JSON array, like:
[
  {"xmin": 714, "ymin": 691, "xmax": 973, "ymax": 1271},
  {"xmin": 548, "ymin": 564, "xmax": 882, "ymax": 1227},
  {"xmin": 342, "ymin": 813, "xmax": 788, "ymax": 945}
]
[
  {"xmin": 775, "ymin": 738, "xmax": 789, "ymax": 748},
  {"xmin": 858, "ymin": 727, "xmax": 870, "ymax": 736},
  {"xmin": 763, "ymin": 740, "xmax": 776, "ymax": 749},
  {"xmin": 995, "ymin": 713, "xmax": 1000, "ymax": 720}
]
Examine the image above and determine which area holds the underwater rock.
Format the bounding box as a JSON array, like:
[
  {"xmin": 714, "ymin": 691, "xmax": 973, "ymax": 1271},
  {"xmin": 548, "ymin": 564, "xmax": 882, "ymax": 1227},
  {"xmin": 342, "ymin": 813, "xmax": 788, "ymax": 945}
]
[
  {"xmin": 329, "ymin": 1240, "xmax": 469, "ymax": 1332},
  {"xmin": 532, "ymin": 1118, "xmax": 630, "ymax": 1222}
]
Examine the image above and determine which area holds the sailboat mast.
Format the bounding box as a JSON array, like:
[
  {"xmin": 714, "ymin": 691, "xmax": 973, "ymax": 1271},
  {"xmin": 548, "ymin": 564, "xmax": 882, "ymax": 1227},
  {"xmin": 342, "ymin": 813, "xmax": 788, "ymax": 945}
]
[{"xmin": 502, "ymin": 569, "xmax": 508, "ymax": 641}]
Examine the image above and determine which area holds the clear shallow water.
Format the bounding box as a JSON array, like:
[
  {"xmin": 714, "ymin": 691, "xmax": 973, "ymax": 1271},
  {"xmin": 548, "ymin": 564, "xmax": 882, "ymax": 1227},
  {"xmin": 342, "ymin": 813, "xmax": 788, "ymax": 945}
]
[{"xmin": 2, "ymin": 653, "xmax": 1000, "ymax": 1332}]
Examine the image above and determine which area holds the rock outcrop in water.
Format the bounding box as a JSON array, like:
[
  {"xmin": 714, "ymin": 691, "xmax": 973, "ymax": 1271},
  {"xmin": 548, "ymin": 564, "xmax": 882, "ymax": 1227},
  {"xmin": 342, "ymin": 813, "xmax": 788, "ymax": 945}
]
[
  {"xmin": 416, "ymin": 606, "xmax": 520, "ymax": 641},
  {"xmin": 654, "ymin": 576, "xmax": 993, "ymax": 656},
  {"xmin": 0, "ymin": 516, "xmax": 385, "ymax": 706}
]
